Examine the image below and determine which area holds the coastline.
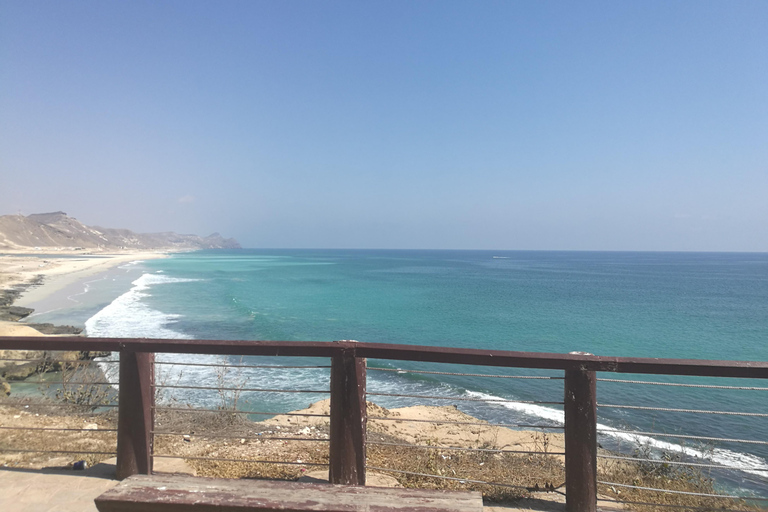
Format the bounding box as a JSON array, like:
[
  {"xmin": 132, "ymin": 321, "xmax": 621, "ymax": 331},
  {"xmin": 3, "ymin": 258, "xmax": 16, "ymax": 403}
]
[{"xmin": 0, "ymin": 250, "xmax": 169, "ymax": 337}]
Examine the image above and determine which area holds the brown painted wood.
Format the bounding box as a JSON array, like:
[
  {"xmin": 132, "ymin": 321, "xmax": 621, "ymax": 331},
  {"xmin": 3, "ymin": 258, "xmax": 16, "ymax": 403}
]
[
  {"xmin": 116, "ymin": 351, "xmax": 154, "ymax": 480},
  {"xmin": 329, "ymin": 342, "xmax": 367, "ymax": 485},
  {"xmin": 1, "ymin": 336, "xmax": 767, "ymax": 378},
  {"xmin": 94, "ymin": 474, "xmax": 483, "ymax": 512},
  {"xmin": 564, "ymin": 368, "xmax": 597, "ymax": 512}
]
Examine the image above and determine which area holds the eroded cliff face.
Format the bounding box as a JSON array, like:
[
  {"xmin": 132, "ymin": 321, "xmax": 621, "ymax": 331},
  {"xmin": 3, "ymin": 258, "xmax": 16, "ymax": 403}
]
[{"xmin": 0, "ymin": 212, "xmax": 241, "ymax": 251}]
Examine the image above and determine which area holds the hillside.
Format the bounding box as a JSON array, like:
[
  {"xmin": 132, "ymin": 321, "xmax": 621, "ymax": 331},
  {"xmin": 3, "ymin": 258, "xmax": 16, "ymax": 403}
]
[{"xmin": 0, "ymin": 212, "xmax": 240, "ymax": 251}]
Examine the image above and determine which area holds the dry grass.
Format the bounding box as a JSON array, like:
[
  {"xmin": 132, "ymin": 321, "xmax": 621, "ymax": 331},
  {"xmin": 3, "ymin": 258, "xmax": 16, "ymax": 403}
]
[
  {"xmin": 599, "ymin": 455, "xmax": 763, "ymax": 512},
  {"xmin": 0, "ymin": 400, "xmax": 117, "ymax": 468},
  {"xmin": 367, "ymin": 443, "xmax": 564, "ymax": 502},
  {"xmin": 153, "ymin": 407, "xmax": 331, "ymax": 480}
]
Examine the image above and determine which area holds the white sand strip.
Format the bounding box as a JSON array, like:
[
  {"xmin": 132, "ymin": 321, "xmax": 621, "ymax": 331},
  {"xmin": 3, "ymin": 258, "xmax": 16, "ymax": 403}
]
[{"xmin": 10, "ymin": 253, "xmax": 168, "ymax": 307}]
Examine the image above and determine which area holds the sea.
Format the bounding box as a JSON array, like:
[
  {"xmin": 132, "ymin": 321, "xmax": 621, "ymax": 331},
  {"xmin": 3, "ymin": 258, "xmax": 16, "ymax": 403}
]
[{"xmin": 23, "ymin": 249, "xmax": 768, "ymax": 498}]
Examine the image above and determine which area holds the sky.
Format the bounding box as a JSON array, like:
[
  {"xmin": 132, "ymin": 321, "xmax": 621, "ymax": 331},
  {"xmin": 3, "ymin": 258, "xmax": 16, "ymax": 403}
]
[{"xmin": 1, "ymin": 1, "xmax": 767, "ymax": 251}]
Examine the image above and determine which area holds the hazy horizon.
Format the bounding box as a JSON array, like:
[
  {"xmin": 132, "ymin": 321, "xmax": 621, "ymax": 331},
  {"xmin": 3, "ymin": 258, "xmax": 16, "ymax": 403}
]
[{"xmin": 2, "ymin": 1, "xmax": 766, "ymax": 252}]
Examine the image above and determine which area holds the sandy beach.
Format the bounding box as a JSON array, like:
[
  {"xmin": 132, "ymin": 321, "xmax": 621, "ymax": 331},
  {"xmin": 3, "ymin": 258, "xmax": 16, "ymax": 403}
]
[{"xmin": 0, "ymin": 250, "xmax": 168, "ymax": 337}]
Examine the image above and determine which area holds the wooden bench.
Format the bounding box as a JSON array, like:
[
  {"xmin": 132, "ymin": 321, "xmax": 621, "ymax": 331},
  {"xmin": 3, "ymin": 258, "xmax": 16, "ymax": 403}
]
[{"xmin": 94, "ymin": 474, "xmax": 484, "ymax": 512}]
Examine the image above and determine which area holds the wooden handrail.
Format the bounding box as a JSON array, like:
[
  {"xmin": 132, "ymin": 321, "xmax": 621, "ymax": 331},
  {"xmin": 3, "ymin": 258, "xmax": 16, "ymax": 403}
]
[{"xmin": 1, "ymin": 336, "xmax": 767, "ymax": 378}]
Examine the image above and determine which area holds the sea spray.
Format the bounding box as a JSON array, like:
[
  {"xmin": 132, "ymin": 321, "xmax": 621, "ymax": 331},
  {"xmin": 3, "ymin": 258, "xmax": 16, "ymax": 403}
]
[{"xmin": 85, "ymin": 273, "xmax": 200, "ymax": 339}]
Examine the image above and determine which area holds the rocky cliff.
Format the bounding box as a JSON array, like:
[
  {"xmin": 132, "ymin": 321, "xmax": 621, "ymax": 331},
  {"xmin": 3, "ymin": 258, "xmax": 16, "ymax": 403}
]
[{"xmin": 0, "ymin": 212, "xmax": 240, "ymax": 251}]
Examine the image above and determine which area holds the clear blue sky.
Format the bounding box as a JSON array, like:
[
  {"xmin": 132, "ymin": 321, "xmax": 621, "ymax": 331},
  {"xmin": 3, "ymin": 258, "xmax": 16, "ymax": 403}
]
[{"xmin": 1, "ymin": 1, "xmax": 766, "ymax": 251}]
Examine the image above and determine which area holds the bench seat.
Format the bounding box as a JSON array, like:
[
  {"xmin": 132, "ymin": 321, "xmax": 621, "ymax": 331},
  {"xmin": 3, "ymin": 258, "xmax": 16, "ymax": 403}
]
[{"xmin": 94, "ymin": 474, "xmax": 484, "ymax": 512}]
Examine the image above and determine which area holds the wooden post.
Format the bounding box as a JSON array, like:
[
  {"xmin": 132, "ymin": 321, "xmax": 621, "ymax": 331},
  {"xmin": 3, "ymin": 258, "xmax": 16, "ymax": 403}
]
[
  {"xmin": 116, "ymin": 350, "xmax": 154, "ymax": 480},
  {"xmin": 564, "ymin": 366, "xmax": 597, "ymax": 512},
  {"xmin": 329, "ymin": 341, "xmax": 367, "ymax": 485}
]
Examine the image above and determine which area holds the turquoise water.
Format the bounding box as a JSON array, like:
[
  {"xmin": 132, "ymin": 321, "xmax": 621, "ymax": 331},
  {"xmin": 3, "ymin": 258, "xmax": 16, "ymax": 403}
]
[
  {"xmin": 39, "ymin": 249, "xmax": 768, "ymax": 496},
  {"xmin": 93, "ymin": 250, "xmax": 768, "ymax": 356}
]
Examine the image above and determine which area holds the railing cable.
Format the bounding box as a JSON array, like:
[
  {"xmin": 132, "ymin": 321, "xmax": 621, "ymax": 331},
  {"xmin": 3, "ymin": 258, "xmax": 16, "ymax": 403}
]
[
  {"xmin": 369, "ymin": 367, "xmax": 563, "ymax": 380},
  {"xmin": 152, "ymin": 432, "xmax": 328, "ymax": 442},
  {"xmin": 155, "ymin": 384, "xmax": 328, "ymax": 394},
  {"xmin": 367, "ymin": 391, "xmax": 562, "ymax": 405},
  {"xmin": 597, "ymin": 377, "xmax": 768, "ymax": 390},
  {"xmin": 152, "ymin": 454, "xmax": 328, "ymax": 466},
  {"xmin": 597, "ymin": 454, "xmax": 768, "ymax": 471},
  {"xmin": 597, "ymin": 481, "xmax": 768, "ymax": 501},
  {"xmin": 368, "ymin": 440, "xmax": 564, "ymax": 456},
  {"xmin": 154, "ymin": 406, "xmax": 329, "ymax": 418},
  {"xmin": 0, "ymin": 449, "xmax": 116, "ymax": 455},
  {"xmin": 0, "ymin": 426, "xmax": 117, "ymax": 433},
  {"xmin": 596, "ymin": 499, "xmax": 766, "ymax": 512},
  {"xmin": 368, "ymin": 415, "xmax": 562, "ymax": 430},
  {"xmin": 597, "ymin": 404, "xmax": 768, "ymax": 417},
  {"xmin": 154, "ymin": 361, "xmax": 330, "ymax": 370},
  {"xmin": 596, "ymin": 428, "xmax": 768, "ymax": 445}
]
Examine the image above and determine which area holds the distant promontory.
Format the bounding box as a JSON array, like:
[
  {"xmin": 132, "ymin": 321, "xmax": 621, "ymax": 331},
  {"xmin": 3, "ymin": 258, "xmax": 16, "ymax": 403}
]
[{"xmin": 0, "ymin": 212, "xmax": 240, "ymax": 251}]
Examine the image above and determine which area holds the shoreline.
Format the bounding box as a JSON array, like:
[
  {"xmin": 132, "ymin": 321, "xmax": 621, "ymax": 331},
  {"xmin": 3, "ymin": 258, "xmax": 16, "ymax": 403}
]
[{"xmin": 0, "ymin": 250, "xmax": 169, "ymax": 337}]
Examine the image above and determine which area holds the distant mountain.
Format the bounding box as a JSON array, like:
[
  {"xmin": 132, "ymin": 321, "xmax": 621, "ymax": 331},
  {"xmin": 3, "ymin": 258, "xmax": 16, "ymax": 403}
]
[{"xmin": 0, "ymin": 212, "xmax": 240, "ymax": 251}]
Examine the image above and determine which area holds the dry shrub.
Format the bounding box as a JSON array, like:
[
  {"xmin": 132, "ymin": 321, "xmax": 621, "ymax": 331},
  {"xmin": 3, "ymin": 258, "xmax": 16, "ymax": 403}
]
[
  {"xmin": 367, "ymin": 443, "xmax": 564, "ymax": 503},
  {"xmin": 599, "ymin": 453, "xmax": 764, "ymax": 511},
  {"xmin": 154, "ymin": 409, "xmax": 330, "ymax": 481}
]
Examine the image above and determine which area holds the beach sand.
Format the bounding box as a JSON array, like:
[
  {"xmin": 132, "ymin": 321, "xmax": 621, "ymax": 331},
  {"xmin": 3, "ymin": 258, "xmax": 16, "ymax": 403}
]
[
  {"xmin": 262, "ymin": 399, "xmax": 566, "ymax": 460},
  {"xmin": 0, "ymin": 251, "xmax": 168, "ymax": 336}
]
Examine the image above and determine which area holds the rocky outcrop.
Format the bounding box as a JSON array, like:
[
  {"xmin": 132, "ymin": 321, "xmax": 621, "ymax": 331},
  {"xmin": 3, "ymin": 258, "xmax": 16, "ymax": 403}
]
[
  {"xmin": 0, "ymin": 306, "xmax": 34, "ymax": 322},
  {"xmin": 0, "ymin": 288, "xmax": 21, "ymax": 308},
  {"xmin": 0, "ymin": 350, "xmax": 110, "ymax": 396},
  {"xmin": 0, "ymin": 212, "xmax": 241, "ymax": 251},
  {"xmin": 24, "ymin": 323, "xmax": 82, "ymax": 335}
]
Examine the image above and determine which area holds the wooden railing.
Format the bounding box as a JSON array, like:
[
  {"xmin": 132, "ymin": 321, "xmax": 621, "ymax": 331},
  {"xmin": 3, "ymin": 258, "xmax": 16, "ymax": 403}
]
[{"xmin": 2, "ymin": 336, "xmax": 767, "ymax": 512}]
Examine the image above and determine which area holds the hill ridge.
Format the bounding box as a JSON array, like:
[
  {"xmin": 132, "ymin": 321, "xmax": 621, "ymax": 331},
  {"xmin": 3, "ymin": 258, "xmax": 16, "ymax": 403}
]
[{"xmin": 0, "ymin": 212, "xmax": 240, "ymax": 251}]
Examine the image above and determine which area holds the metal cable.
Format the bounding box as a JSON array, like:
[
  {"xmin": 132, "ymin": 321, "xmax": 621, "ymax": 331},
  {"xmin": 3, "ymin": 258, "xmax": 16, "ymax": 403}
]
[
  {"xmin": 28, "ymin": 381, "xmax": 118, "ymax": 386},
  {"xmin": 153, "ymin": 454, "xmax": 328, "ymax": 467},
  {"xmin": 368, "ymin": 415, "xmax": 563, "ymax": 430},
  {"xmin": 597, "ymin": 378, "xmax": 768, "ymax": 391},
  {"xmin": 368, "ymin": 367, "xmax": 563, "ymax": 380},
  {"xmin": 0, "ymin": 426, "xmax": 117, "ymax": 433},
  {"xmin": 0, "ymin": 449, "xmax": 116, "ymax": 455},
  {"xmin": 153, "ymin": 406, "xmax": 329, "ymax": 418},
  {"xmin": 154, "ymin": 361, "xmax": 330, "ymax": 369},
  {"xmin": 152, "ymin": 432, "xmax": 328, "ymax": 443},
  {"xmin": 365, "ymin": 465, "xmax": 543, "ymax": 492},
  {"xmin": 367, "ymin": 391, "xmax": 563, "ymax": 405},
  {"xmin": 597, "ymin": 454, "xmax": 768, "ymax": 471},
  {"xmin": 597, "ymin": 481, "xmax": 768, "ymax": 501},
  {"xmin": 155, "ymin": 384, "xmax": 329, "ymax": 394},
  {"xmin": 598, "ymin": 500, "xmax": 764, "ymax": 512},
  {"xmin": 597, "ymin": 404, "xmax": 768, "ymax": 417},
  {"xmin": 0, "ymin": 358, "xmax": 119, "ymax": 364},
  {"xmin": 1, "ymin": 403, "xmax": 120, "ymax": 408},
  {"xmin": 368, "ymin": 440, "xmax": 564, "ymax": 456},
  {"xmin": 596, "ymin": 428, "xmax": 768, "ymax": 446}
]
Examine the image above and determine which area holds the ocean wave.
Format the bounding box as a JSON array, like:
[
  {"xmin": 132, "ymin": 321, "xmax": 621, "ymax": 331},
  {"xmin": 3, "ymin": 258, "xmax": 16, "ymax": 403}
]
[
  {"xmin": 117, "ymin": 260, "xmax": 142, "ymax": 269},
  {"xmin": 153, "ymin": 355, "xmax": 331, "ymax": 410},
  {"xmin": 465, "ymin": 390, "xmax": 768, "ymax": 478},
  {"xmin": 84, "ymin": 273, "xmax": 200, "ymax": 339}
]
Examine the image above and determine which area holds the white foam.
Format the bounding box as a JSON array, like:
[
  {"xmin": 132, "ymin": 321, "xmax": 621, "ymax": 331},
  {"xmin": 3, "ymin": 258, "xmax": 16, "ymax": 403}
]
[
  {"xmin": 465, "ymin": 390, "xmax": 768, "ymax": 478},
  {"xmin": 153, "ymin": 354, "xmax": 331, "ymax": 409},
  {"xmin": 84, "ymin": 273, "xmax": 200, "ymax": 339}
]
